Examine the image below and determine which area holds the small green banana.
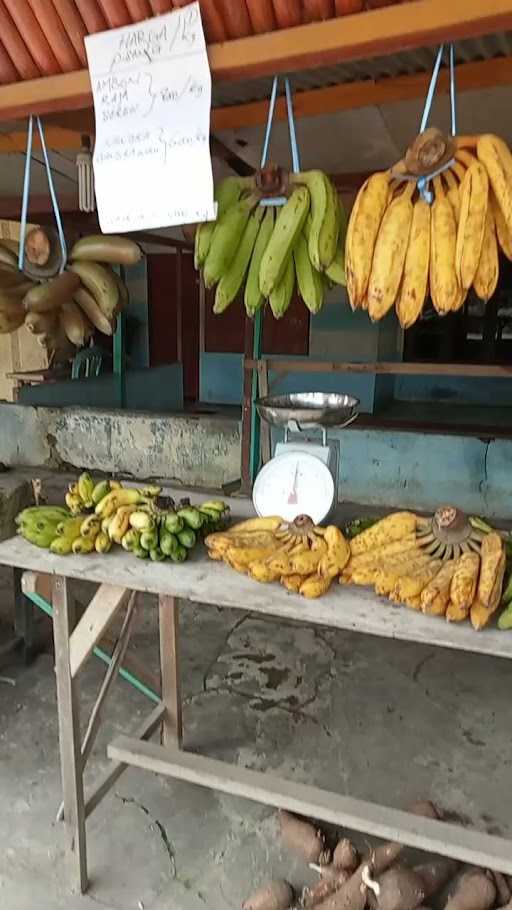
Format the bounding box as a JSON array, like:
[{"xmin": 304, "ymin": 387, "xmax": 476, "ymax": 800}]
[
  {"xmin": 150, "ymin": 547, "xmax": 166, "ymax": 562},
  {"xmin": 77, "ymin": 472, "xmax": 95, "ymax": 506},
  {"xmin": 325, "ymin": 194, "xmax": 347, "ymax": 286},
  {"xmin": 214, "ymin": 207, "xmax": 263, "ymax": 314},
  {"xmin": 164, "ymin": 512, "xmax": 184, "ymax": 534},
  {"xmin": 269, "ymin": 254, "xmax": 295, "ymax": 319},
  {"xmin": 244, "ymin": 207, "xmax": 274, "ymax": 316},
  {"xmin": 317, "ymin": 176, "xmax": 339, "ymax": 270},
  {"xmin": 50, "ymin": 537, "xmax": 73, "ymax": 555},
  {"xmin": 160, "ymin": 531, "xmax": 179, "ymax": 557},
  {"xmin": 194, "ymin": 177, "xmax": 252, "ymax": 270},
  {"xmin": 177, "ymin": 507, "xmax": 203, "ymax": 530},
  {"xmin": 92, "ymin": 480, "xmax": 110, "ymax": 505},
  {"xmin": 294, "ymin": 230, "xmax": 325, "ymax": 314},
  {"xmin": 291, "ymin": 171, "xmax": 329, "ymax": 271},
  {"xmin": 203, "ymin": 194, "xmax": 257, "ymax": 289},
  {"xmin": 200, "ymin": 500, "xmax": 228, "ymax": 514},
  {"xmin": 259, "ymin": 187, "xmax": 310, "ymax": 297}
]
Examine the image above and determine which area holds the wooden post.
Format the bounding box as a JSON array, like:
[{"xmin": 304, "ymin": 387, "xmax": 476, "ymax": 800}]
[
  {"xmin": 176, "ymin": 248, "xmax": 183, "ymax": 364},
  {"xmin": 240, "ymin": 316, "xmax": 255, "ymax": 493},
  {"xmin": 52, "ymin": 576, "xmax": 88, "ymax": 894},
  {"xmin": 158, "ymin": 595, "xmax": 183, "ymax": 748},
  {"xmin": 257, "ymin": 359, "xmax": 271, "ymax": 465}
]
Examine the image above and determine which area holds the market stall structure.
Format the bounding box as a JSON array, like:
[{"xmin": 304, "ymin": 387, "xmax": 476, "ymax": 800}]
[{"xmin": 1, "ymin": 0, "xmax": 512, "ymax": 902}]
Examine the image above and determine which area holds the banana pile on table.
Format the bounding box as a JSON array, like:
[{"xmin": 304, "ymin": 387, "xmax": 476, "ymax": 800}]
[
  {"xmin": 194, "ymin": 171, "xmax": 346, "ymax": 319},
  {"xmin": 0, "ymin": 234, "xmax": 141, "ymax": 351},
  {"xmin": 205, "ymin": 514, "xmax": 351, "ymax": 598},
  {"xmin": 16, "ymin": 473, "xmax": 229, "ymax": 564},
  {"xmin": 343, "ymin": 510, "xmax": 508, "ymax": 630},
  {"xmin": 346, "ymin": 131, "xmax": 512, "ymax": 327}
]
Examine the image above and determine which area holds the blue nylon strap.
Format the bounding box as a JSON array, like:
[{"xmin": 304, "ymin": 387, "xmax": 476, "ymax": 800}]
[
  {"xmin": 18, "ymin": 115, "xmax": 67, "ymax": 273},
  {"xmin": 260, "ymin": 74, "xmax": 300, "ymax": 207},
  {"xmin": 449, "ymin": 43, "xmax": 457, "ymax": 136},
  {"xmin": 18, "ymin": 115, "xmax": 33, "ymax": 272},
  {"xmin": 417, "ymin": 43, "xmax": 457, "ymax": 203},
  {"xmin": 36, "ymin": 117, "xmax": 67, "ymax": 272}
]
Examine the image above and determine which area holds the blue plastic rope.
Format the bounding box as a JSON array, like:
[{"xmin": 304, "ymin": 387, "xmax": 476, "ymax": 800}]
[
  {"xmin": 285, "ymin": 77, "xmax": 300, "ymax": 174},
  {"xmin": 260, "ymin": 76, "xmax": 278, "ymax": 169},
  {"xmin": 18, "ymin": 115, "xmax": 67, "ymax": 273},
  {"xmin": 419, "ymin": 44, "xmax": 444, "ymax": 134},
  {"xmin": 449, "ymin": 43, "xmax": 457, "ymax": 136},
  {"xmin": 36, "ymin": 117, "xmax": 67, "ymax": 271},
  {"xmin": 260, "ymin": 75, "xmax": 300, "ymax": 207},
  {"xmin": 417, "ymin": 43, "xmax": 457, "ymax": 203},
  {"xmin": 18, "ymin": 116, "xmax": 33, "ymax": 272}
]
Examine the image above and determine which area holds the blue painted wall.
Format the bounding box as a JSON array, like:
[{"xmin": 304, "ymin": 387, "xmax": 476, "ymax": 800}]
[{"xmin": 20, "ymin": 364, "xmax": 184, "ymax": 412}]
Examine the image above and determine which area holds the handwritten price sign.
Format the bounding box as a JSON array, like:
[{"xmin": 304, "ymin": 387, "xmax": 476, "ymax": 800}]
[{"xmin": 85, "ymin": 3, "xmax": 216, "ymax": 232}]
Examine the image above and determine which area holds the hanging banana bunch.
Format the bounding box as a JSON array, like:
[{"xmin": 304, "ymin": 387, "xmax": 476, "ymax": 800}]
[
  {"xmin": 193, "ymin": 169, "xmax": 347, "ymax": 320},
  {"xmin": 344, "ymin": 129, "xmax": 512, "ymax": 328},
  {"xmin": 0, "ymin": 230, "xmax": 142, "ymax": 354}
]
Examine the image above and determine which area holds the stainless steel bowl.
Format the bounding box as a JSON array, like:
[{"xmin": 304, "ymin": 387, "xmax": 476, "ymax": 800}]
[{"xmin": 256, "ymin": 392, "xmax": 359, "ymax": 429}]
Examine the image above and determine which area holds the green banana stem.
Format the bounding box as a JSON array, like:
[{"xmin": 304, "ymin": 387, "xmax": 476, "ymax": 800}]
[{"xmin": 469, "ymin": 516, "xmax": 494, "ymax": 534}]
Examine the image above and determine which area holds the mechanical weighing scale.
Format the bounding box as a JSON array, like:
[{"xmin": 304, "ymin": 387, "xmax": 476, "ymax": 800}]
[{"xmin": 253, "ymin": 392, "xmax": 359, "ymax": 524}]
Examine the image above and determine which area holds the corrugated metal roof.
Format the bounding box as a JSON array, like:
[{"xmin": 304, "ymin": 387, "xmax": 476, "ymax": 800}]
[
  {"xmin": 0, "ymin": 0, "xmax": 412, "ymax": 85},
  {"xmin": 212, "ymin": 32, "xmax": 512, "ymax": 107}
]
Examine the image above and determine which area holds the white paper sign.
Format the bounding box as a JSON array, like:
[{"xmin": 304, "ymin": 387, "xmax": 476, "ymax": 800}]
[{"xmin": 85, "ymin": 2, "xmax": 215, "ymax": 233}]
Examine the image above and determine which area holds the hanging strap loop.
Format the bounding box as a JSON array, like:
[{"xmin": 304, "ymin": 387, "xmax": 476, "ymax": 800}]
[
  {"xmin": 260, "ymin": 75, "xmax": 300, "ymax": 207},
  {"xmin": 18, "ymin": 115, "xmax": 67, "ymax": 273},
  {"xmin": 417, "ymin": 43, "xmax": 457, "ymax": 203}
]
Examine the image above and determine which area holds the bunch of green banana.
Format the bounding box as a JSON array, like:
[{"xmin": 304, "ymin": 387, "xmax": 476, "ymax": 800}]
[
  {"xmin": 16, "ymin": 505, "xmax": 70, "ymax": 548},
  {"xmin": 193, "ymin": 170, "xmax": 346, "ymax": 321},
  {"xmin": 120, "ymin": 498, "xmax": 229, "ymax": 563}
]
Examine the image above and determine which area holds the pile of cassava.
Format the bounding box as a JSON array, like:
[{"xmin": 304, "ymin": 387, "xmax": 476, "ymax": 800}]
[{"xmin": 242, "ymin": 802, "xmax": 511, "ymax": 910}]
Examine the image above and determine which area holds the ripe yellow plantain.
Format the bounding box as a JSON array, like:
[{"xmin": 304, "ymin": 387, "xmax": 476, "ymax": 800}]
[
  {"xmin": 477, "ymin": 133, "xmax": 512, "ymax": 236},
  {"xmin": 345, "ymin": 171, "xmax": 390, "ymax": 310},
  {"xmin": 395, "ymin": 198, "xmax": 430, "ymax": 329},
  {"xmin": 224, "ymin": 546, "xmax": 275, "ymax": 568},
  {"xmin": 227, "ymin": 517, "xmax": 283, "ymax": 534},
  {"xmin": 281, "ymin": 574, "xmax": 304, "ymax": 593},
  {"xmin": 473, "ymin": 205, "xmax": 499, "ymax": 302},
  {"xmin": 491, "ymin": 191, "xmax": 512, "ymax": 260},
  {"xmin": 367, "ymin": 183, "xmax": 414, "ymax": 322},
  {"xmin": 430, "ymin": 178, "xmax": 460, "ymax": 315},
  {"xmin": 455, "ymin": 160, "xmax": 489, "ymax": 291},
  {"xmin": 300, "ymin": 574, "xmax": 333, "ymax": 599}
]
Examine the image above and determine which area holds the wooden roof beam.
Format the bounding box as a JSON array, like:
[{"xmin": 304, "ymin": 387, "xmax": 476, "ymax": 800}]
[{"xmin": 0, "ymin": 0, "xmax": 512, "ymax": 120}]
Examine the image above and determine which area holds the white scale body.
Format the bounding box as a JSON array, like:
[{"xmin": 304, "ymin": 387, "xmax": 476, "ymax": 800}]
[{"xmin": 253, "ymin": 431, "xmax": 340, "ymax": 525}]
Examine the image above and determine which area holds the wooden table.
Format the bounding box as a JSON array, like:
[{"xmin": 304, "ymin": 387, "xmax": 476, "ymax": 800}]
[{"xmin": 1, "ymin": 535, "xmax": 511, "ymax": 893}]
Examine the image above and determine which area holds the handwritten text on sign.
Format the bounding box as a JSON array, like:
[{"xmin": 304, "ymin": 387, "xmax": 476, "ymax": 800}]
[{"xmin": 85, "ymin": 3, "xmax": 215, "ymax": 232}]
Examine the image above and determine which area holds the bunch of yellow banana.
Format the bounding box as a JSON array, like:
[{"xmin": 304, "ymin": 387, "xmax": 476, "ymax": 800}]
[
  {"xmin": 342, "ymin": 509, "xmax": 506, "ymax": 629},
  {"xmin": 205, "ymin": 514, "xmax": 351, "ymax": 599},
  {"xmin": 345, "ymin": 132, "xmax": 512, "ymax": 328},
  {"xmin": 193, "ymin": 171, "xmax": 346, "ymax": 320},
  {"xmin": 0, "ymin": 234, "xmax": 140, "ymax": 353}
]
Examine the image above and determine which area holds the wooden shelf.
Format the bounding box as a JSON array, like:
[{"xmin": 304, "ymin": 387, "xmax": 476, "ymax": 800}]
[
  {"xmin": 244, "ymin": 358, "xmax": 512, "ymax": 378},
  {"xmin": 0, "ymin": 536, "xmax": 510, "ymax": 660}
]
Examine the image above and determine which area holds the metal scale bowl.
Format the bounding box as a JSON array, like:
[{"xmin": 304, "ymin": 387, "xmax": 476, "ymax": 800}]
[{"xmin": 253, "ymin": 392, "xmax": 359, "ymax": 524}]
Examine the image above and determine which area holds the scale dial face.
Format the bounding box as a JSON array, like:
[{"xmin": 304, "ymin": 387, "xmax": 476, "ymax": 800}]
[{"xmin": 253, "ymin": 451, "xmax": 335, "ymax": 524}]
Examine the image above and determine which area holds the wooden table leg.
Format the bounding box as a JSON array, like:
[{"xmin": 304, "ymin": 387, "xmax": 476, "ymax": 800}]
[
  {"xmin": 158, "ymin": 595, "xmax": 182, "ymax": 748},
  {"xmin": 52, "ymin": 576, "xmax": 88, "ymax": 894}
]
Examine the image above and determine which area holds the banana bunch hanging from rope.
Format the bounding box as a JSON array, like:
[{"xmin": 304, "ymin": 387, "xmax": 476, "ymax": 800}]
[
  {"xmin": 345, "ymin": 129, "xmax": 512, "ymax": 327},
  {"xmin": 194, "ymin": 170, "xmax": 347, "ymax": 319},
  {"xmin": 0, "ymin": 232, "xmax": 141, "ymax": 354}
]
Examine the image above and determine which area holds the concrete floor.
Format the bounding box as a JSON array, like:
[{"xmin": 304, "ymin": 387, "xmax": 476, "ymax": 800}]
[{"xmin": 1, "ymin": 567, "xmax": 511, "ymax": 910}]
